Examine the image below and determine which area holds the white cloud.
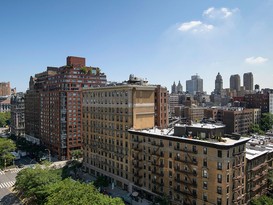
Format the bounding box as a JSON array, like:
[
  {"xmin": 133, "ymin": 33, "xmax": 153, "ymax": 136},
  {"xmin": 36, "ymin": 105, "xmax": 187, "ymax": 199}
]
[
  {"xmin": 203, "ymin": 7, "xmax": 238, "ymax": 19},
  {"xmin": 178, "ymin": 21, "xmax": 214, "ymax": 33},
  {"xmin": 245, "ymin": 56, "xmax": 268, "ymax": 65}
]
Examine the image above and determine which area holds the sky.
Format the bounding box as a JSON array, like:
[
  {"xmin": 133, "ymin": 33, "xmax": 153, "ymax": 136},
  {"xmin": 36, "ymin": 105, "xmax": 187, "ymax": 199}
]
[{"xmin": 1, "ymin": 0, "xmax": 273, "ymax": 93}]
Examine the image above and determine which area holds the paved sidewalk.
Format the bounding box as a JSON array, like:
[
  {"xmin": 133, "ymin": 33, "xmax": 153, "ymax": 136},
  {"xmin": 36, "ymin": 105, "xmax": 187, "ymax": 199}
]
[{"xmin": 81, "ymin": 173, "xmax": 151, "ymax": 205}]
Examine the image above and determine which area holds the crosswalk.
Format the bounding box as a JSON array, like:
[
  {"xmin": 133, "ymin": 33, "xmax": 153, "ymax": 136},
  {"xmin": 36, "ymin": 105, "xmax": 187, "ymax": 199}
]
[
  {"xmin": 0, "ymin": 168, "xmax": 22, "ymax": 175},
  {"xmin": 0, "ymin": 181, "xmax": 15, "ymax": 189}
]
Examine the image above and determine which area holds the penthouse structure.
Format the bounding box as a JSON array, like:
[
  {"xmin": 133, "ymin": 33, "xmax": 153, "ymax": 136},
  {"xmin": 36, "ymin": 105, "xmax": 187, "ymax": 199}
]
[{"xmin": 25, "ymin": 56, "xmax": 107, "ymax": 159}]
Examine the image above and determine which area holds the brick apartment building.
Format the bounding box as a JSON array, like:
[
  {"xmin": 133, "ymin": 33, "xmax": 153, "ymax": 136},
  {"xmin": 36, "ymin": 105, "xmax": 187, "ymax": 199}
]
[
  {"xmin": 25, "ymin": 56, "xmax": 107, "ymax": 159},
  {"xmin": 82, "ymin": 76, "xmax": 250, "ymax": 205},
  {"xmin": 154, "ymin": 85, "xmax": 169, "ymax": 129},
  {"xmin": 0, "ymin": 82, "xmax": 11, "ymax": 96},
  {"xmin": 82, "ymin": 77, "xmax": 156, "ymax": 192},
  {"xmin": 205, "ymin": 107, "xmax": 259, "ymax": 135}
]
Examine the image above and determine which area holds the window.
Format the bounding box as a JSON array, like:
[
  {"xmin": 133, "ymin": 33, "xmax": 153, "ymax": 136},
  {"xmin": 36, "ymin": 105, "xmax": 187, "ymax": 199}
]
[
  {"xmin": 203, "ymin": 193, "xmax": 208, "ymax": 201},
  {"xmin": 203, "ymin": 147, "xmax": 207, "ymax": 154},
  {"xmin": 203, "ymin": 159, "xmax": 207, "ymax": 167},
  {"xmin": 217, "ymin": 197, "xmax": 222, "ymax": 205},
  {"xmin": 217, "ymin": 174, "xmax": 222, "ymax": 183},
  {"xmin": 218, "ymin": 150, "xmax": 222, "ymax": 158},
  {"xmin": 169, "ymin": 161, "xmax": 172, "ymax": 169},
  {"xmin": 203, "ymin": 181, "xmax": 208, "ymax": 189},
  {"xmin": 217, "ymin": 186, "xmax": 222, "ymax": 194},
  {"xmin": 203, "ymin": 170, "xmax": 208, "ymax": 178},
  {"xmin": 217, "ymin": 162, "xmax": 222, "ymax": 170}
]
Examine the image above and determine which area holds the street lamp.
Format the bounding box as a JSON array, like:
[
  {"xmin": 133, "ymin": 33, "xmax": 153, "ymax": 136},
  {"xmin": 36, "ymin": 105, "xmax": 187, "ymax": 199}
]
[{"xmin": 45, "ymin": 149, "xmax": 51, "ymax": 162}]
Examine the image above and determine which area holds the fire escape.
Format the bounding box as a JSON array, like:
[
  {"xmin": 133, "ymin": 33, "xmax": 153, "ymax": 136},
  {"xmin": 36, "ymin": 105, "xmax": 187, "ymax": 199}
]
[
  {"xmin": 173, "ymin": 145, "xmax": 198, "ymax": 205},
  {"xmin": 232, "ymin": 151, "xmax": 245, "ymax": 205},
  {"xmin": 132, "ymin": 137, "xmax": 144, "ymax": 187},
  {"xmin": 150, "ymin": 140, "xmax": 165, "ymax": 195}
]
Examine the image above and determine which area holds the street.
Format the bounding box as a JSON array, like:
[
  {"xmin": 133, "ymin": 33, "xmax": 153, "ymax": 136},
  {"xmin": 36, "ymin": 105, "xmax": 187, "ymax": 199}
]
[
  {"xmin": 0, "ymin": 156, "xmax": 37, "ymax": 205},
  {"xmin": 0, "ymin": 168, "xmax": 22, "ymax": 205}
]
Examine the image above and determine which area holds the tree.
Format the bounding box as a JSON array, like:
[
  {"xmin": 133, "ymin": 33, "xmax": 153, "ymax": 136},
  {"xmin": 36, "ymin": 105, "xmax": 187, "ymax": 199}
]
[
  {"xmin": 93, "ymin": 176, "xmax": 110, "ymax": 188},
  {"xmin": 71, "ymin": 149, "xmax": 83, "ymax": 160},
  {"xmin": 14, "ymin": 166, "xmax": 62, "ymax": 204},
  {"xmin": 0, "ymin": 112, "xmax": 11, "ymax": 127},
  {"xmin": 260, "ymin": 113, "xmax": 273, "ymax": 132},
  {"xmin": 250, "ymin": 124, "xmax": 265, "ymax": 135},
  {"xmin": 45, "ymin": 178, "xmax": 124, "ymax": 205},
  {"xmin": 0, "ymin": 138, "xmax": 16, "ymax": 168},
  {"xmin": 250, "ymin": 195, "xmax": 273, "ymax": 205}
]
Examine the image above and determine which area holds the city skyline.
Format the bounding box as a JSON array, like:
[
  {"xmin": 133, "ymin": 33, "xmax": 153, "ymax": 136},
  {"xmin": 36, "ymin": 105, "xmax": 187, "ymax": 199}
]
[{"xmin": 0, "ymin": 0, "xmax": 273, "ymax": 93}]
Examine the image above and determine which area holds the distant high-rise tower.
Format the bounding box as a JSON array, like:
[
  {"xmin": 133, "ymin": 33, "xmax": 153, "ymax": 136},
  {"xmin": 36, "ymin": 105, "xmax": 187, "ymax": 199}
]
[
  {"xmin": 214, "ymin": 72, "xmax": 223, "ymax": 94},
  {"xmin": 171, "ymin": 82, "xmax": 177, "ymax": 94},
  {"xmin": 230, "ymin": 74, "xmax": 241, "ymax": 92},
  {"xmin": 177, "ymin": 81, "xmax": 183, "ymax": 93},
  {"xmin": 243, "ymin": 72, "xmax": 254, "ymax": 91},
  {"xmin": 186, "ymin": 74, "xmax": 203, "ymax": 94}
]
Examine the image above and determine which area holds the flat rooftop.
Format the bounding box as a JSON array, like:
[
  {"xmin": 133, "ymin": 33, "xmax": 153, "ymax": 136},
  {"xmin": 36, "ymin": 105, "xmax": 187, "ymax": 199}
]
[
  {"xmin": 246, "ymin": 148, "xmax": 268, "ymax": 160},
  {"xmin": 130, "ymin": 126, "xmax": 249, "ymax": 146},
  {"xmin": 175, "ymin": 123, "xmax": 225, "ymax": 129}
]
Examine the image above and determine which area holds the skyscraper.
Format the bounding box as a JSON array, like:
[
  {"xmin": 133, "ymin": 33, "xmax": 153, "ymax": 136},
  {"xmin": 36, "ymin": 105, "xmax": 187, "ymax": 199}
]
[
  {"xmin": 230, "ymin": 74, "xmax": 241, "ymax": 92},
  {"xmin": 171, "ymin": 81, "xmax": 177, "ymax": 94},
  {"xmin": 214, "ymin": 72, "xmax": 223, "ymax": 94},
  {"xmin": 243, "ymin": 72, "xmax": 254, "ymax": 91},
  {"xmin": 186, "ymin": 74, "xmax": 203, "ymax": 94},
  {"xmin": 177, "ymin": 80, "xmax": 183, "ymax": 93}
]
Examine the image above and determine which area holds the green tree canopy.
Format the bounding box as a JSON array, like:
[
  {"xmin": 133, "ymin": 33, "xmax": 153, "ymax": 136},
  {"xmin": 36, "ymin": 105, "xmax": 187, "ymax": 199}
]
[
  {"xmin": 0, "ymin": 112, "xmax": 11, "ymax": 127},
  {"xmin": 250, "ymin": 123, "xmax": 265, "ymax": 135},
  {"xmin": 14, "ymin": 167, "xmax": 124, "ymax": 205},
  {"xmin": 250, "ymin": 195, "xmax": 273, "ymax": 205},
  {"xmin": 260, "ymin": 113, "xmax": 273, "ymax": 132},
  {"xmin": 14, "ymin": 166, "xmax": 62, "ymax": 204},
  {"xmin": 0, "ymin": 138, "xmax": 16, "ymax": 168},
  {"xmin": 45, "ymin": 178, "xmax": 124, "ymax": 205}
]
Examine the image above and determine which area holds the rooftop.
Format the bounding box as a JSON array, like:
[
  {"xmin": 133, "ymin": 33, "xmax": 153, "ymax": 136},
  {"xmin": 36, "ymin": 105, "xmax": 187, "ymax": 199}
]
[{"xmin": 130, "ymin": 125, "xmax": 249, "ymax": 146}]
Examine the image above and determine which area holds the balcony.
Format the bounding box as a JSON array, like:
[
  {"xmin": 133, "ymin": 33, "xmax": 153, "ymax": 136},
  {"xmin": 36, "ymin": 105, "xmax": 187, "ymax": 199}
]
[
  {"xmin": 132, "ymin": 144, "xmax": 142, "ymax": 152},
  {"xmin": 152, "ymin": 169, "xmax": 164, "ymax": 177},
  {"xmin": 251, "ymin": 184, "xmax": 261, "ymax": 192},
  {"xmin": 152, "ymin": 179, "xmax": 164, "ymax": 186},
  {"xmin": 151, "ymin": 151, "xmax": 164, "ymax": 157},
  {"xmin": 155, "ymin": 163, "xmax": 164, "ymax": 168},
  {"xmin": 174, "ymin": 167, "xmax": 197, "ymax": 176},
  {"xmin": 134, "ymin": 172, "xmax": 143, "ymax": 178},
  {"xmin": 133, "ymin": 163, "xmax": 143, "ymax": 169},
  {"xmin": 151, "ymin": 141, "xmax": 164, "ymax": 147},
  {"xmin": 174, "ymin": 188, "xmax": 197, "ymax": 198},
  {"xmin": 176, "ymin": 158, "xmax": 197, "ymax": 165}
]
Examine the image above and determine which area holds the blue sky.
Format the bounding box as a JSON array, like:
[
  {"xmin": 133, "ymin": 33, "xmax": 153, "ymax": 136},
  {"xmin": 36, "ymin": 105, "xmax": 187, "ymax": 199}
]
[{"xmin": 1, "ymin": 0, "xmax": 273, "ymax": 93}]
